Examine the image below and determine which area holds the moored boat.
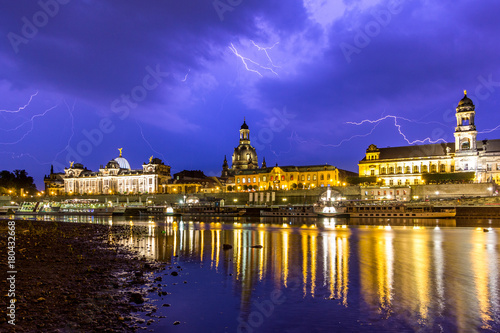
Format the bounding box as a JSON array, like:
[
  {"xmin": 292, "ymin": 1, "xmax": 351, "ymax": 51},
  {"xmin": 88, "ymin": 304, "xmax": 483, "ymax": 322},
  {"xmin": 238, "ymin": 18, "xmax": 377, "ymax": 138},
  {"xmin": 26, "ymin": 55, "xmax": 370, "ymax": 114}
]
[
  {"xmin": 342, "ymin": 204, "xmax": 456, "ymax": 218},
  {"xmin": 261, "ymin": 205, "xmax": 318, "ymax": 217}
]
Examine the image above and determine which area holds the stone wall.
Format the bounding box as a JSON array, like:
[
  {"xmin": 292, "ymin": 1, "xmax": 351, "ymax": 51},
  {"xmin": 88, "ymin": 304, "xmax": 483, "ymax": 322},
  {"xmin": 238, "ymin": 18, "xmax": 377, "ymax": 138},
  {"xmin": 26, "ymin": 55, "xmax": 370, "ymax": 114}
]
[{"xmin": 411, "ymin": 183, "xmax": 497, "ymax": 199}]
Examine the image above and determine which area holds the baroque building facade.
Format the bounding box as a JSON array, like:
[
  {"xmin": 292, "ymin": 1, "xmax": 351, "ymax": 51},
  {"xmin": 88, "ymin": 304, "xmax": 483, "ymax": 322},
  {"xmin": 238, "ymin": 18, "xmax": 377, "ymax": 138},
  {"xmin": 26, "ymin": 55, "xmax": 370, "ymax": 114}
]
[
  {"xmin": 63, "ymin": 149, "xmax": 171, "ymax": 194},
  {"xmin": 359, "ymin": 91, "xmax": 500, "ymax": 185},
  {"xmin": 234, "ymin": 164, "xmax": 356, "ymax": 191},
  {"xmin": 231, "ymin": 119, "xmax": 258, "ymax": 172}
]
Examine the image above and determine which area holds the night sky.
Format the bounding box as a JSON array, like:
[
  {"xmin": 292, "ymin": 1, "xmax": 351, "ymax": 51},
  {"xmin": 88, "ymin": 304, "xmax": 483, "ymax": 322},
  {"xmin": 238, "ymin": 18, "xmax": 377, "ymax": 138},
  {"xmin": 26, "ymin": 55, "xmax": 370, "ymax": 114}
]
[{"xmin": 1, "ymin": 0, "xmax": 500, "ymax": 189}]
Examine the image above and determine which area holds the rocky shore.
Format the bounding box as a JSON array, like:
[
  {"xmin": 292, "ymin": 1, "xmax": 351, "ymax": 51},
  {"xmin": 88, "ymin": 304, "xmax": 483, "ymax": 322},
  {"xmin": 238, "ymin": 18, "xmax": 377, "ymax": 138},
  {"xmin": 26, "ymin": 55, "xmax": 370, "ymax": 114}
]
[{"xmin": 0, "ymin": 220, "xmax": 168, "ymax": 332}]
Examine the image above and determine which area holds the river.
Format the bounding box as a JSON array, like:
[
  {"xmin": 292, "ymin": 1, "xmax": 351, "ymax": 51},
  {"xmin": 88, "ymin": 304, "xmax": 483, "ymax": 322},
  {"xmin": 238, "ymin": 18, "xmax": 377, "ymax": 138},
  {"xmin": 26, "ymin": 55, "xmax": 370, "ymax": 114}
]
[{"xmin": 9, "ymin": 215, "xmax": 500, "ymax": 332}]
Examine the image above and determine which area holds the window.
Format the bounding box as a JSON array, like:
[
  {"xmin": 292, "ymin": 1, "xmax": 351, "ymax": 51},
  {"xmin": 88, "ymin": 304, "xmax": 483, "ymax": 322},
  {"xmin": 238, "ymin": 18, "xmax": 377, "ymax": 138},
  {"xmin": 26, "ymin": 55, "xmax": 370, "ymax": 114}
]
[
  {"xmin": 413, "ymin": 179, "xmax": 419, "ymax": 185},
  {"xmin": 307, "ymin": 175, "xmax": 311, "ymax": 181},
  {"xmin": 281, "ymin": 175, "xmax": 285, "ymax": 181},
  {"xmin": 313, "ymin": 175, "xmax": 317, "ymax": 181},
  {"xmin": 405, "ymin": 179, "xmax": 410, "ymax": 185},
  {"xmin": 381, "ymin": 168, "xmax": 386, "ymax": 175},
  {"xmin": 487, "ymin": 164, "xmax": 492, "ymax": 171},
  {"xmin": 248, "ymin": 178, "xmax": 251, "ymax": 183},
  {"xmin": 440, "ymin": 165, "xmax": 446, "ymax": 172},
  {"xmin": 270, "ymin": 176, "xmax": 273, "ymax": 181},
  {"xmin": 396, "ymin": 190, "xmax": 400, "ymax": 195},
  {"xmin": 397, "ymin": 179, "xmax": 402, "ymax": 185},
  {"xmin": 320, "ymin": 175, "xmax": 324, "ymax": 180},
  {"xmin": 290, "ymin": 175, "xmax": 294, "ymax": 181},
  {"xmin": 413, "ymin": 165, "xmax": 419, "ymax": 173},
  {"xmin": 422, "ymin": 165, "xmax": 428, "ymax": 173},
  {"xmin": 371, "ymin": 170, "xmax": 375, "ymax": 176},
  {"xmin": 253, "ymin": 177, "xmax": 256, "ymax": 183},
  {"xmin": 405, "ymin": 166, "xmax": 410, "ymax": 174},
  {"xmin": 431, "ymin": 165, "xmax": 437, "ymax": 173},
  {"xmin": 327, "ymin": 174, "xmax": 330, "ymax": 180},
  {"xmin": 242, "ymin": 178, "xmax": 246, "ymax": 184},
  {"xmin": 389, "ymin": 180, "xmax": 394, "ymax": 185},
  {"xmin": 450, "ymin": 165, "xmax": 454, "ymax": 172},
  {"xmin": 389, "ymin": 167, "xmax": 394, "ymax": 174},
  {"xmin": 397, "ymin": 166, "xmax": 402, "ymax": 174},
  {"xmin": 464, "ymin": 163, "xmax": 468, "ymax": 171},
  {"xmin": 263, "ymin": 176, "xmax": 266, "ymax": 181},
  {"xmin": 301, "ymin": 175, "xmax": 305, "ymax": 181}
]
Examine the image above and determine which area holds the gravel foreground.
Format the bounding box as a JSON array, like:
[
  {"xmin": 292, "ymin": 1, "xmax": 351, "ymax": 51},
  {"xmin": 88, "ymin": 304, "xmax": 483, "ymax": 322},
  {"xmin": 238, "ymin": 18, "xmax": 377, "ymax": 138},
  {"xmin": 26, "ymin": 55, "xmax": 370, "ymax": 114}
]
[{"xmin": 0, "ymin": 220, "xmax": 166, "ymax": 332}]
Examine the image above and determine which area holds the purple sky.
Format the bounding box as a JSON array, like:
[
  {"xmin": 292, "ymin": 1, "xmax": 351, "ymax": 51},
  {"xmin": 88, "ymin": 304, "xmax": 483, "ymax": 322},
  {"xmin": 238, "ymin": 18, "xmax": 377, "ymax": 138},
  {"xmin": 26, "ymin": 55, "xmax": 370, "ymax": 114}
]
[{"xmin": 1, "ymin": 0, "xmax": 500, "ymax": 189}]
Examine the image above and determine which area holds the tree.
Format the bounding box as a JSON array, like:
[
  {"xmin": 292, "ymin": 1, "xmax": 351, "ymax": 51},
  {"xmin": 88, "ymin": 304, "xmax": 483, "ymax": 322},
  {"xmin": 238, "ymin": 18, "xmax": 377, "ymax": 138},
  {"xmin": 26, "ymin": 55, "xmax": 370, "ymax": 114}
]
[
  {"xmin": 297, "ymin": 183, "xmax": 304, "ymax": 190},
  {"xmin": 0, "ymin": 169, "xmax": 37, "ymax": 195},
  {"xmin": 291, "ymin": 183, "xmax": 298, "ymax": 190}
]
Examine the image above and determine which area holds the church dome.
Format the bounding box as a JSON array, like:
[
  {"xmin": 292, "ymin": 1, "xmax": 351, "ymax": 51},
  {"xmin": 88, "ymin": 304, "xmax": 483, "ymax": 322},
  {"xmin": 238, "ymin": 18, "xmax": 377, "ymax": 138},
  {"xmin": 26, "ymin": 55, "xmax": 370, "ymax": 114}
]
[
  {"xmin": 114, "ymin": 157, "xmax": 131, "ymax": 170},
  {"xmin": 241, "ymin": 120, "xmax": 249, "ymax": 130},
  {"xmin": 458, "ymin": 90, "xmax": 474, "ymax": 107}
]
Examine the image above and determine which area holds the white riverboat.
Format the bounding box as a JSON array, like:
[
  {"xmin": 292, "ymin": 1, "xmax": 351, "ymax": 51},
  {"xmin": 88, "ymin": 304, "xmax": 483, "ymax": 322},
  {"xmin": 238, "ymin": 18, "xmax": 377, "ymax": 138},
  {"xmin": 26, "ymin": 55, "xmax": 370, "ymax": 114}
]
[{"xmin": 343, "ymin": 204, "xmax": 456, "ymax": 218}]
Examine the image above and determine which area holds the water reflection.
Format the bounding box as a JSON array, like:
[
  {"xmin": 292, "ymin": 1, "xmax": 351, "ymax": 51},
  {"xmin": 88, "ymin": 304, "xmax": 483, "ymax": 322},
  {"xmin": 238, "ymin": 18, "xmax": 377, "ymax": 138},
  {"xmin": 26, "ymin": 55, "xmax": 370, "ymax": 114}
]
[{"xmin": 3, "ymin": 214, "xmax": 500, "ymax": 331}]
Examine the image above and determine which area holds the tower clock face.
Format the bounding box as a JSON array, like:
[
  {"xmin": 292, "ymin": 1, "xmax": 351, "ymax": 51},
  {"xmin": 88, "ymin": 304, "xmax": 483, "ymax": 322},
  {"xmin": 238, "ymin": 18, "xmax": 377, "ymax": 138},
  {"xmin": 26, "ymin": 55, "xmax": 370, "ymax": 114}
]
[
  {"xmin": 68, "ymin": 171, "xmax": 74, "ymax": 177},
  {"xmin": 147, "ymin": 166, "xmax": 154, "ymax": 172}
]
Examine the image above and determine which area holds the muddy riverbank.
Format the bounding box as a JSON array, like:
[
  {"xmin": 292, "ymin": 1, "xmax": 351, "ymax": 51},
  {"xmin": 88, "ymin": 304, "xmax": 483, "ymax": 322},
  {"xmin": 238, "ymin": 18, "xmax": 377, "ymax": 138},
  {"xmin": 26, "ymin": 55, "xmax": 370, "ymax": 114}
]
[{"xmin": 0, "ymin": 220, "xmax": 169, "ymax": 332}]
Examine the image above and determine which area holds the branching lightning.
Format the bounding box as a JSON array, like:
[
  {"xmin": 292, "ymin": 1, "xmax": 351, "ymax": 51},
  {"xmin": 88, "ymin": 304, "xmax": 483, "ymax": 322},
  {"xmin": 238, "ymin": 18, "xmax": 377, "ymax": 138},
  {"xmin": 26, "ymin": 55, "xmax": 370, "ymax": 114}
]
[
  {"xmin": 250, "ymin": 40, "xmax": 281, "ymax": 68},
  {"xmin": 0, "ymin": 104, "xmax": 58, "ymax": 145},
  {"xmin": 228, "ymin": 43, "xmax": 279, "ymax": 77},
  {"xmin": 346, "ymin": 115, "xmax": 447, "ymax": 145},
  {"xmin": 0, "ymin": 91, "xmax": 38, "ymax": 113}
]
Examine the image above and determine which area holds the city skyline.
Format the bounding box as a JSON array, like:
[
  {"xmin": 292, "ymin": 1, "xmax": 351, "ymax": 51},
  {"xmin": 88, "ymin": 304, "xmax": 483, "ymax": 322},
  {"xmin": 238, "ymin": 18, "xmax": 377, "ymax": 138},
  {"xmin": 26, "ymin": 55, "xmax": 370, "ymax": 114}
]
[{"xmin": 1, "ymin": 1, "xmax": 500, "ymax": 188}]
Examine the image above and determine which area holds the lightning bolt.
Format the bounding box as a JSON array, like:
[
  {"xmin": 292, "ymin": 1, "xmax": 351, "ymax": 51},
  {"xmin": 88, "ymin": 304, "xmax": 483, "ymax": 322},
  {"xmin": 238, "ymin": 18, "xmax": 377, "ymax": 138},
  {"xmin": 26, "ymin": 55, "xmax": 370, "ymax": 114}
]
[
  {"xmin": 0, "ymin": 104, "xmax": 58, "ymax": 145},
  {"xmin": 228, "ymin": 43, "xmax": 279, "ymax": 77},
  {"xmin": 136, "ymin": 122, "xmax": 168, "ymax": 164},
  {"xmin": 250, "ymin": 40, "xmax": 281, "ymax": 68},
  {"xmin": 52, "ymin": 99, "xmax": 76, "ymax": 162},
  {"xmin": 346, "ymin": 115, "xmax": 447, "ymax": 145},
  {"xmin": 321, "ymin": 122, "xmax": 382, "ymax": 147},
  {"xmin": 479, "ymin": 124, "xmax": 500, "ymax": 134},
  {"xmin": 181, "ymin": 69, "xmax": 191, "ymax": 82},
  {"xmin": 0, "ymin": 91, "xmax": 38, "ymax": 113}
]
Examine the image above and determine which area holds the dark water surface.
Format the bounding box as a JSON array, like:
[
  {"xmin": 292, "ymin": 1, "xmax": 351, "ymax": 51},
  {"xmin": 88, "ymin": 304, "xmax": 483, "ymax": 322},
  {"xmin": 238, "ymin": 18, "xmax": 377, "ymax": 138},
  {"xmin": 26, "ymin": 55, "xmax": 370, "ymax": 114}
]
[{"xmin": 7, "ymin": 215, "xmax": 500, "ymax": 332}]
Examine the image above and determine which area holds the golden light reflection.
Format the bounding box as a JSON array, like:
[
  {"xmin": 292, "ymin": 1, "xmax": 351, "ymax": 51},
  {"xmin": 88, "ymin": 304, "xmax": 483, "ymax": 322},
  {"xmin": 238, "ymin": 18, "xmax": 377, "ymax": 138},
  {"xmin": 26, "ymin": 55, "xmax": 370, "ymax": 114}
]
[
  {"xmin": 282, "ymin": 231, "xmax": 289, "ymax": 287},
  {"xmin": 471, "ymin": 231, "xmax": 493, "ymax": 328}
]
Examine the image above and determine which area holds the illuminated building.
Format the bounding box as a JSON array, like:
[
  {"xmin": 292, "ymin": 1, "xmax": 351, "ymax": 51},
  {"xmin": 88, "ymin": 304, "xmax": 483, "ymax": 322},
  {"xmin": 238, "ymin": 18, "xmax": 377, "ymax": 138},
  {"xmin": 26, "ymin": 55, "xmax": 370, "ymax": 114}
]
[
  {"xmin": 44, "ymin": 165, "xmax": 65, "ymax": 196},
  {"xmin": 359, "ymin": 91, "xmax": 500, "ymax": 185},
  {"xmin": 63, "ymin": 149, "xmax": 171, "ymax": 194},
  {"xmin": 230, "ymin": 119, "xmax": 258, "ymax": 172},
  {"xmin": 167, "ymin": 170, "xmax": 224, "ymax": 194},
  {"xmin": 234, "ymin": 164, "xmax": 356, "ymax": 191}
]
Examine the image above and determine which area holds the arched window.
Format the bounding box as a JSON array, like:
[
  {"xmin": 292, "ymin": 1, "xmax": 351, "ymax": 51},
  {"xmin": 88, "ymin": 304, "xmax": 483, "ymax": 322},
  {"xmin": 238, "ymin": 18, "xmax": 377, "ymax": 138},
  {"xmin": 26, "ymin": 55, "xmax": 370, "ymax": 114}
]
[
  {"xmin": 320, "ymin": 175, "xmax": 324, "ymax": 180},
  {"xmin": 381, "ymin": 168, "xmax": 386, "ymax": 175},
  {"xmin": 440, "ymin": 165, "xmax": 446, "ymax": 172},
  {"xmin": 430, "ymin": 165, "xmax": 437, "ymax": 173},
  {"xmin": 242, "ymin": 178, "xmax": 246, "ymax": 184},
  {"xmin": 281, "ymin": 175, "xmax": 285, "ymax": 181},
  {"xmin": 405, "ymin": 166, "xmax": 410, "ymax": 174},
  {"xmin": 301, "ymin": 175, "xmax": 305, "ymax": 181},
  {"xmin": 326, "ymin": 174, "xmax": 330, "ymax": 180},
  {"xmin": 389, "ymin": 167, "xmax": 394, "ymax": 174},
  {"xmin": 413, "ymin": 165, "xmax": 419, "ymax": 173},
  {"xmin": 290, "ymin": 175, "xmax": 294, "ymax": 181},
  {"xmin": 270, "ymin": 176, "xmax": 273, "ymax": 181},
  {"xmin": 313, "ymin": 175, "xmax": 317, "ymax": 181},
  {"xmin": 397, "ymin": 166, "xmax": 402, "ymax": 174},
  {"xmin": 422, "ymin": 165, "xmax": 428, "ymax": 173}
]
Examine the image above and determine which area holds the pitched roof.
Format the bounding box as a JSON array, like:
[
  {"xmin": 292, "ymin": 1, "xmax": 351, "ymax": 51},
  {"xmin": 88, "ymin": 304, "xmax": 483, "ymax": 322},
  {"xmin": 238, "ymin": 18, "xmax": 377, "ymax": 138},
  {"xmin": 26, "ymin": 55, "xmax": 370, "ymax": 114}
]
[{"xmin": 360, "ymin": 142, "xmax": 455, "ymax": 161}]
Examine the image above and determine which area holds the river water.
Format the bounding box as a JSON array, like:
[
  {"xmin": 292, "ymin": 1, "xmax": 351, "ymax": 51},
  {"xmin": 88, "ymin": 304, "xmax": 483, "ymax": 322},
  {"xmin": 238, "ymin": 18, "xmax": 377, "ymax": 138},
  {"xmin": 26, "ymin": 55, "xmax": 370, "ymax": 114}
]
[{"xmin": 10, "ymin": 215, "xmax": 500, "ymax": 332}]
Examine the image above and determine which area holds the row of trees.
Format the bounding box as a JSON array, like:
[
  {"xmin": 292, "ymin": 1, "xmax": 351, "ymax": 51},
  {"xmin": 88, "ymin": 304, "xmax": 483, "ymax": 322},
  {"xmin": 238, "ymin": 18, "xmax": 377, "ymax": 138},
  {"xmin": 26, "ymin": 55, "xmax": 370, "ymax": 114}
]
[{"xmin": 0, "ymin": 170, "xmax": 38, "ymax": 196}]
